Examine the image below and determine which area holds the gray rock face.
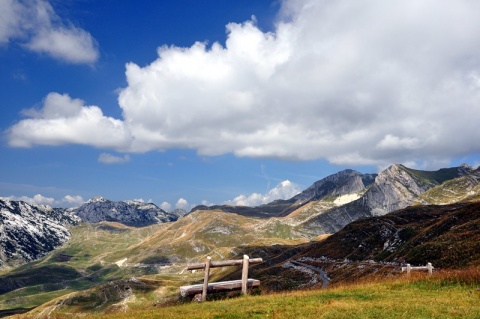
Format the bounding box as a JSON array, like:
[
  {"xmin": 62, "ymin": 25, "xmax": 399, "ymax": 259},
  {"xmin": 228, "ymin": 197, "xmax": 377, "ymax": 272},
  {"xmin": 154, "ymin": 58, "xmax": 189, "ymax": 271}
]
[
  {"xmin": 73, "ymin": 197, "xmax": 179, "ymax": 226},
  {"xmin": 365, "ymin": 164, "xmax": 473, "ymax": 215},
  {"xmin": 170, "ymin": 208, "xmax": 189, "ymax": 218},
  {"xmin": 366, "ymin": 164, "xmax": 431, "ymax": 216},
  {"xmin": 0, "ymin": 198, "xmax": 80, "ymax": 266},
  {"xmin": 301, "ymin": 164, "xmax": 474, "ymax": 235},
  {"xmin": 293, "ymin": 169, "xmax": 376, "ymax": 204}
]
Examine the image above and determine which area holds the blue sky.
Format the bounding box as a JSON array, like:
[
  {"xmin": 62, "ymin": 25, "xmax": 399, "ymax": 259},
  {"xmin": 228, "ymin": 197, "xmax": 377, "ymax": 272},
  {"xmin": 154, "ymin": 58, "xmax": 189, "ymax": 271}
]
[{"xmin": 1, "ymin": 0, "xmax": 480, "ymax": 211}]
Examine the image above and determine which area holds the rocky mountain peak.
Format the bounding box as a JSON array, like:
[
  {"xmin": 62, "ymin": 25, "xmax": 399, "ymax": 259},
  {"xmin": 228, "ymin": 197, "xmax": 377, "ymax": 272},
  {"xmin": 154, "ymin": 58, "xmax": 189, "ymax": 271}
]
[
  {"xmin": 74, "ymin": 197, "xmax": 180, "ymax": 227},
  {"xmin": 87, "ymin": 196, "xmax": 108, "ymax": 204},
  {"xmin": 459, "ymin": 163, "xmax": 474, "ymax": 173},
  {"xmin": 0, "ymin": 198, "xmax": 80, "ymax": 267}
]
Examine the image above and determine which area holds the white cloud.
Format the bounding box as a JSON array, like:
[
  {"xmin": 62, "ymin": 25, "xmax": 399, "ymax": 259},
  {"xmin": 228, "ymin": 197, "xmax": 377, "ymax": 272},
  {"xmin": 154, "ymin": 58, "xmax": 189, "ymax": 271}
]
[
  {"xmin": 0, "ymin": 0, "xmax": 23, "ymax": 44},
  {"xmin": 98, "ymin": 153, "xmax": 131, "ymax": 164},
  {"xmin": 7, "ymin": 0, "xmax": 480, "ymax": 168},
  {"xmin": 0, "ymin": 0, "xmax": 98, "ymax": 64},
  {"xmin": 7, "ymin": 92, "xmax": 131, "ymax": 148},
  {"xmin": 160, "ymin": 201, "xmax": 172, "ymax": 212},
  {"xmin": 6, "ymin": 193, "xmax": 85, "ymax": 207},
  {"xmin": 175, "ymin": 198, "xmax": 190, "ymax": 210},
  {"xmin": 62, "ymin": 195, "xmax": 84, "ymax": 206},
  {"xmin": 27, "ymin": 26, "xmax": 98, "ymax": 64},
  {"xmin": 225, "ymin": 180, "xmax": 301, "ymax": 207}
]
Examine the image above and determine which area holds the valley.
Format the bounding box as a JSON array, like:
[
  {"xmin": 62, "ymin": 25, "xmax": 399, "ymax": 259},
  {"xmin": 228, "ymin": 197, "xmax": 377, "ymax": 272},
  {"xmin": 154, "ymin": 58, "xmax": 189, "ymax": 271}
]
[{"xmin": 1, "ymin": 163, "xmax": 480, "ymax": 318}]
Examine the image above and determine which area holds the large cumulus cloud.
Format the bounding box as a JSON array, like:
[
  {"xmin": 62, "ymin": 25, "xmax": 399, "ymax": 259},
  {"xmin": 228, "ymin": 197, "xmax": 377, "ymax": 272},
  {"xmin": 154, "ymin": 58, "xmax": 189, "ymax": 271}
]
[
  {"xmin": 8, "ymin": 93, "xmax": 131, "ymax": 148},
  {"xmin": 8, "ymin": 0, "xmax": 480, "ymax": 166}
]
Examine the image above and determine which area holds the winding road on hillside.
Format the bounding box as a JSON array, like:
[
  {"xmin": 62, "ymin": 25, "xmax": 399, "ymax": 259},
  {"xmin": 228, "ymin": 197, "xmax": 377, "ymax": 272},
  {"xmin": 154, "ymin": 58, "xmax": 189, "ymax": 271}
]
[{"xmin": 290, "ymin": 260, "xmax": 330, "ymax": 288}]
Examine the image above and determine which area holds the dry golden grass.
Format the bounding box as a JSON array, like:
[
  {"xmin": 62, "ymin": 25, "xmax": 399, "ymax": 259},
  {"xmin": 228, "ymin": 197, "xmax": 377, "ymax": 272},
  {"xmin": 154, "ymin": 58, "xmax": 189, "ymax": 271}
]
[{"xmin": 16, "ymin": 268, "xmax": 480, "ymax": 319}]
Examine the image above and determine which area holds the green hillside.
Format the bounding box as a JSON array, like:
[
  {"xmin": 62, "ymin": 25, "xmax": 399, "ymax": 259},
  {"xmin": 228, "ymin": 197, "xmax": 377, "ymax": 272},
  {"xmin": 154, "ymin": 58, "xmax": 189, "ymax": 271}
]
[
  {"xmin": 416, "ymin": 167, "xmax": 480, "ymax": 204},
  {"xmin": 15, "ymin": 269, "xmax": 480, "ymax": 319}
]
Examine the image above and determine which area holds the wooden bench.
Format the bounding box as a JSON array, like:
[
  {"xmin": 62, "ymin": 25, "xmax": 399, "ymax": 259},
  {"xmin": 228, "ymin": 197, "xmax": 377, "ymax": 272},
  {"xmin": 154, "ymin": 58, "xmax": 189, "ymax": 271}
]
[{"xmin": 180, "ymin": 255, "xmax": 263, "ymax": 301}]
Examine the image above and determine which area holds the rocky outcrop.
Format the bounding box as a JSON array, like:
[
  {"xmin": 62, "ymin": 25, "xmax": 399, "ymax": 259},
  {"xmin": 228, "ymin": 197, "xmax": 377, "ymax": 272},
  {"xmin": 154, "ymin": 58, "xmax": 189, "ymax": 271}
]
[
  {"xmin": 73, "ymin": 197, "xmax": 180, "ymax": 227},
  {"xmin": 300, "ymin": 164, "xmax": 473, "ymax": 235},
  {"xmin": 292, "ymin": 169, "xmax": 376, "ymax": 204},
  {"xmin": 0, "ymin": 198, "xmax": 80, "ymax": 266},
  {"xmin": 365, "ymin": 164, "xmax": 473, "ymax": 216}
]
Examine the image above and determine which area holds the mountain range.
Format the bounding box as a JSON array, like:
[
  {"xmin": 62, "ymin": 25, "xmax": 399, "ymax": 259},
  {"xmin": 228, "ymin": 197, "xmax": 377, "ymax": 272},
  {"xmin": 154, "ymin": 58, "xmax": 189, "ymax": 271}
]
[
  {"xmin": 0, "ymin": 197, "xmax": 186, "ymax": 267},
  {"xmin": 1, "ymin": 163, "xmax": 480, "ymax": 316},
  {"xmin": 74, "ymin": 196, "xmax": 186, "ymax": 226},
  {"xmin": 1, "ymin": 163, "xmax": 477, "ymax": 267}
]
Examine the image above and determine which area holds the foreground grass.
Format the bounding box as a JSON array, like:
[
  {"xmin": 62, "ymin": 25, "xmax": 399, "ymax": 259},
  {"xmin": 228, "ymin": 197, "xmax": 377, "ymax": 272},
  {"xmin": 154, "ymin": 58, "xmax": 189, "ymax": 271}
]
[{"xmin": 20, "ymin": 272, "xmax": 479, "ymax": 319}]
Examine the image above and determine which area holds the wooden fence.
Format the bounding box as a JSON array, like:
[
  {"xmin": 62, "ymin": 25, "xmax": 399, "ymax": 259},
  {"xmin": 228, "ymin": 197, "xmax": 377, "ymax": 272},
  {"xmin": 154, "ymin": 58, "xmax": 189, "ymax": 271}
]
[
  {"xmin": 180, "ymin": 255, "xmax": 263, "ymax": 301},
  {"xmin": 401, "ymin": 262, "xmax": 434, "ymax": 275}
]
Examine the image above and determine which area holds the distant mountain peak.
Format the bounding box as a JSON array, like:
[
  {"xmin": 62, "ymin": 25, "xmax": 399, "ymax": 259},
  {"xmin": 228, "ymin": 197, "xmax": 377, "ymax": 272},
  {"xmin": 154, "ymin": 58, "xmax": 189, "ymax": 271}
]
[
  {"xmin": 87, "ymin": 196, "xmax": 108, "ymax": 203},
  {"xmin": 74, "ymin": 198, "xmax": 181, "ymax": 227}
]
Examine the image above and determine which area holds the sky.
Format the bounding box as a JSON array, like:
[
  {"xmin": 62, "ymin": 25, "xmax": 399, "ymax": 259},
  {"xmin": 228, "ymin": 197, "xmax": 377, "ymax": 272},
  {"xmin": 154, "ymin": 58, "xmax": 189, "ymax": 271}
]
[{"xmin": 1, "ymin": 0, "xmax": 480, "ymax": 211}]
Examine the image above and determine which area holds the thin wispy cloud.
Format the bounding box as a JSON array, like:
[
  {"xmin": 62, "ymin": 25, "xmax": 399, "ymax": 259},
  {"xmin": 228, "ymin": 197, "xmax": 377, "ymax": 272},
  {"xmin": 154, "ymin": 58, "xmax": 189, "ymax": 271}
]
[
  {"xmin": 98, "ymin": 153, "xmax": 131, "ymax": 164},
  {"xmin": 0, "ymin": 0, "xmax": 99, "ymax": 64}
]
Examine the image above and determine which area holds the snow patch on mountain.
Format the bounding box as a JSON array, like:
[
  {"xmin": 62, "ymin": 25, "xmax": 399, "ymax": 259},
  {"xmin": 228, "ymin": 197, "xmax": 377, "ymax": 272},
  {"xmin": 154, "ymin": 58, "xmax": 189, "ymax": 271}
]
[
  {"xmin": 0, "ymin": 198, "xmax": 80, "ymax": 267},
  {"xmin": 333, "ymin": 193, "xmax": 361, "ymax": 206}
]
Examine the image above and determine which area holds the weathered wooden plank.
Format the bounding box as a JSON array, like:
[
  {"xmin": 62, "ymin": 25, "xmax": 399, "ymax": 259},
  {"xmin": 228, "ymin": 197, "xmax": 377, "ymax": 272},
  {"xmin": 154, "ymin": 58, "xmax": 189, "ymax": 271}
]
[
  {"xmin": 187, "ymin": 258, "xmax": 263, "ymax": 270},
  {"xmin": 180, "ymin": 279, "xmax": 260, "ymax": 297}
]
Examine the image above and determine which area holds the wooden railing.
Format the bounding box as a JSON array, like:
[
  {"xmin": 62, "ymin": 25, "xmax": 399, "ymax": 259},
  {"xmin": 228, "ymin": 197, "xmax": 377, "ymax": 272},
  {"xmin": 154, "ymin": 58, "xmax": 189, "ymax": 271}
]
[
  {"xmin": 180, "ymin": 255, "xmax": 263, "ymax": 301},
  {"xmin": 401, "ymin": 262, "xmax": 434, "ymax": 275}
]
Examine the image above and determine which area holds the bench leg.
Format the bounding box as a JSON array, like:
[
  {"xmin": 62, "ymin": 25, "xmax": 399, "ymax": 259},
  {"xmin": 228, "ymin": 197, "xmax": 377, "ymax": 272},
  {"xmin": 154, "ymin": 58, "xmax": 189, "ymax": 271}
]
[
  {"xmin": 241, "ymin": 255, "xmax": 250, "ymax": 295},
  {"xmin": 202, "ymin": 257, "xmax": 211, "ymax": 302}
]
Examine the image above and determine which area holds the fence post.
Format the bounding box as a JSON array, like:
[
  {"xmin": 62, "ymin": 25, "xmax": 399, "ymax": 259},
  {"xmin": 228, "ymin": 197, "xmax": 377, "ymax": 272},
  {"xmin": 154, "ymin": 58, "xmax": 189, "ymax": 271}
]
[
  {"xmin": 202, "ymin": 256, "xmax": 211, "ymax": 302},
  {"xmin": 241, "ymin": 255, "xmax": 250, "ymax": 295},
  {"xmin": 406, "ymin": 263, "xmax": 411, "ymax": 276},
  {"xmin": 427, "ymin": 262, "xmax": 433, "ymax": 275}
]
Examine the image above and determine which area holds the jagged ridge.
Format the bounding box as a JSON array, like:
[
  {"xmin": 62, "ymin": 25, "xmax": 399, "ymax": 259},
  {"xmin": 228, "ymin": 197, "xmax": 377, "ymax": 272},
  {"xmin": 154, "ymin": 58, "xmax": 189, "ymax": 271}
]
[
  {"xmin": 0, "ymin": 198, "xmax": 80, "ymax": 266},
  {"xmin": 73, "ymin": 197, "xmax": 184, "ymax": 227}
]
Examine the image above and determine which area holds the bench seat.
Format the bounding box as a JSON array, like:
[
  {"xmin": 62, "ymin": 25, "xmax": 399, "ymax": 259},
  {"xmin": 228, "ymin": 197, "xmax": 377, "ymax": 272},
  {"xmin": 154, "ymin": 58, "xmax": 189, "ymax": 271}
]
[{"xmin": 180, "ymin": 279, "xmax": 260, "ymax": 297}]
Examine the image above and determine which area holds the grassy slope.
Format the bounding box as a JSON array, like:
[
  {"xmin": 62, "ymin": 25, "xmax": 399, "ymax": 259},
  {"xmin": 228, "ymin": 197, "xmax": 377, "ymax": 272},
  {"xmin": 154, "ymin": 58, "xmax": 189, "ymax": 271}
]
[
  {"xmin": 401, "ymin": 165, "xmax": 469, "ymax": 187},
  {"xmin": 416, "ymin": 168, "xmax": 480, "ymax": 205},
  {"xmin": 0, "ymin": 222, "xmax": 168, "ymax": 312},
  {"xmin": 17, "ymin": 269, "xmax": 480, "ymax": 319},
  {"xmin": 0, "ymin": 210, "xmax": 308, "ymax": 313}
]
